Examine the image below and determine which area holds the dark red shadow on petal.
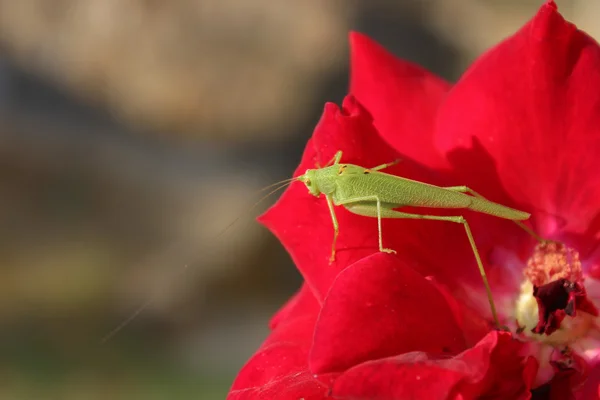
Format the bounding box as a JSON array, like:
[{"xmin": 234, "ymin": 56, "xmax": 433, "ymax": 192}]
[
  {"xmin": 441, "ymin": 138, "xmax": 541, "ymax": 304},
  {"xmin": 332, "ymin": 331, "xmax": 537, "ymax": 400},
  {"xmin": 424, "ymin": 276, "xmax": 491, "ymax": 345},
  {"xmin": 445, "ymin": 138, "xmax": 539, "ymax": 254},
  {"xmin": 309, "ymin": 252, "xmax": 467, "ymax": 374},
  {"xmin": 435, "ymin": 1, "xmax": 600, "ymax": 245},
  {"xmin": 349, "ymin": 31, "xmax": 451, "ymax": 169}
]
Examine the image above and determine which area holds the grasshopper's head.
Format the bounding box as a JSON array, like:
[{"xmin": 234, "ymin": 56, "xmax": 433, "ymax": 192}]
[{"xmin": 297, "ymin": 169, "xmax": 320, "ymax": 197}]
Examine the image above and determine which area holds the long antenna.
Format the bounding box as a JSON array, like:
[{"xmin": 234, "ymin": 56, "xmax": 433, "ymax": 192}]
[{"xmin": 100, "ymin": 177, "xmax": 296, "ymax": 343}]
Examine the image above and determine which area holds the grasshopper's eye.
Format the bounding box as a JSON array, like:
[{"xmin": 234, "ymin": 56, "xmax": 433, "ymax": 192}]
[{"xmin": 305, "ymin": 178, "xmax": 311, "ymax": 186}]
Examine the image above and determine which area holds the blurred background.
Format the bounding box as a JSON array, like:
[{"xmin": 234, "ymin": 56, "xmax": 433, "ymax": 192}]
[{"xmin": 0, "ymin": 0, "xmax": 596, "ymax": 398}]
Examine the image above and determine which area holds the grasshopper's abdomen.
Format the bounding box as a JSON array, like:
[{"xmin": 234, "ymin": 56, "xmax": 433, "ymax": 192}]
[
  {"xmin": 332, "ymin": 166, "xmax": 529, "ymax": 221},
  {"xmin": 378, "ymin": 174, "xmax": 471, "ymax": 208},
  {"xmin": 467, "ymin": 197, "xmax": 529, "ymax": 220},
  {"xmin": 334, "ymin": 169, "xmax": 471, "ymax": 209}
]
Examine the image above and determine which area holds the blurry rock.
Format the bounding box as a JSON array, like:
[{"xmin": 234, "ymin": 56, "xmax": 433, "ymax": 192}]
[
  {"xmin": 413, "ymin": 0, "xmax": 592, "ymax": 73},
  {"xmin": 574, "ymin": 0, "xmax": 600, "ymax": 40},
  {"xmin": 422, "ymin": 0, "xmax": 540, "ymax": 68},
  {"xmin": 0, "ymin": 113, "xmax": 271, "ymax": 322},
  {"xmin": 0, "ymin": 0, "xmax": 353, "ymax": 140}
]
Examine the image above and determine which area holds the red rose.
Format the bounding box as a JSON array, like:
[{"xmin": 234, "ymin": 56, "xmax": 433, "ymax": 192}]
[{"xmin": 228, "ymin": 1, "xmax": 600, "ymax": 398}]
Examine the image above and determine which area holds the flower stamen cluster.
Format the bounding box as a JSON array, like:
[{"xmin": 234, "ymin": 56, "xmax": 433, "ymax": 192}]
[{"xmin": 524, "ymin": 241, "xmax": 583, "ymax": 287}]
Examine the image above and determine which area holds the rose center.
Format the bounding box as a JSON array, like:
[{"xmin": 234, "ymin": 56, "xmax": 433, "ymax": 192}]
[{"xmin": 514, "ymin": 242, "xmax": 598, "ymax": 346}]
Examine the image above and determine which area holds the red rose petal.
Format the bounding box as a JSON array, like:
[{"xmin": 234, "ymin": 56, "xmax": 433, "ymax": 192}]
[
  {"xmin": 332, "ymin": 331, "xmax": 537, "ymax": 400},
  {"xmin": 309, "ymin": 252, "xmax": 467, "ymax": 374},
  {"xmin": 228, "ymin": 364, "xmax": 332, "ymax": 400},
  {"xmin": 260, "ymin": 95, "xmax": 504, "ymax": 306},
  {"xmin": 435, "ymin": 1, "xmax": 600, "ymax": 248},
  {"xmin": 269, "ymin": 283, "xmax": 320, "ymax": 330},
  {"xmin": 258, "ymin": 96, "xmax": 400, "ymax": 301},
  {"xmin": 532, "ymin": 352, "xmax": 592, "ymax": 400},
  {"xmin": 229, "ymin": 343, "xmax": 311, "ymax": 393},
  {"xmin": 229, "ymin": 296, "xmax": 327, "ymax": 400},
  {"xmin": 259, "ymin": 95, "xmax": 468, "ymax": 301},
  {"xmin": 349, "ymin": 26, "xmax": 539, "ymax": 299},
  {"xmin": 350, "ymin": 32, "xmax": 451, "ymax": 169},
  {"xmin": 575, "ymin": 362, "xmax": 600, "ymax": 400},
  {"xmin": 424, "ymin": 276, "xmax": 490, "ymax": 345}
]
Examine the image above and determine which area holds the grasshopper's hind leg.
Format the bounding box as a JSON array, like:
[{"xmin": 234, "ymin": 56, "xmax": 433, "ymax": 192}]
[{"xmin": 341, "ymin": 205, "xmax": 501, "ymax": 329}]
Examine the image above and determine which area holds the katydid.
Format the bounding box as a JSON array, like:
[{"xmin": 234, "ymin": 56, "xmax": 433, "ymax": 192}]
[
  {"xmin": 296, "ymin": 150, "xmax": 539, "ymax": 328},
  {"xmin": 103, "ymin": 149, "xmax": 538, "ymax": 340}
]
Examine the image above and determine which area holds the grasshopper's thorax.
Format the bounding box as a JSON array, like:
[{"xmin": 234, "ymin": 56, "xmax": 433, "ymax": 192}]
[{"xmin": 297, "ymin": 167, "xmax": 338, "ymax": 197}]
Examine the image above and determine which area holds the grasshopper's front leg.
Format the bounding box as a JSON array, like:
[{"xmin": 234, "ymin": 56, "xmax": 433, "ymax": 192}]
[
  {"xmin": 325, "ymin": 194, "xmax": 339, "ymax": 263},
  {"xmin": 370, "ymin": 158, "xmax": 402, "ymax": 172},
  {"xmin": 318, "ymin": 151, "xmax": 343, "ymax": 169}
]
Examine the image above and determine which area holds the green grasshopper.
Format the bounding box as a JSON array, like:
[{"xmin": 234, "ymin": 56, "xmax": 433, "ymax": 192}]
[
  {"xmin": 297, "ymin": 150, "xmax": 539, "ymax": 328},
  {"xmin": 103, "ymin": 149, "xmax": 538, "ymax": 340}
]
